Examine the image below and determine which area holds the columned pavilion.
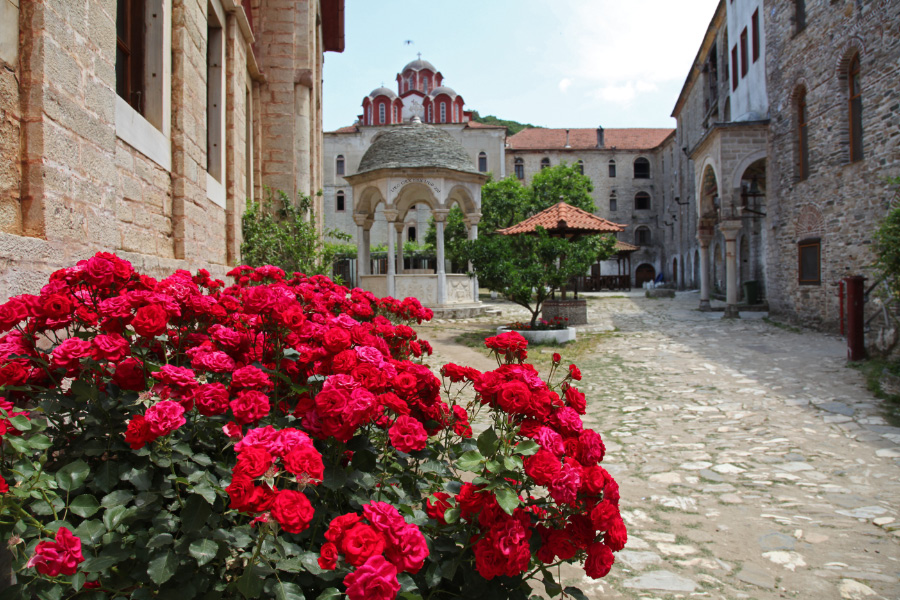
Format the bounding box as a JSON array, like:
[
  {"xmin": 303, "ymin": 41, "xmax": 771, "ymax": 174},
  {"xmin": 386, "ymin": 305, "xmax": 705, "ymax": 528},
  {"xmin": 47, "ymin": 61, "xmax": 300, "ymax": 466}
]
[{"xmin": 344, "ymin": 120, "xmax": 488, "ymax": 307}]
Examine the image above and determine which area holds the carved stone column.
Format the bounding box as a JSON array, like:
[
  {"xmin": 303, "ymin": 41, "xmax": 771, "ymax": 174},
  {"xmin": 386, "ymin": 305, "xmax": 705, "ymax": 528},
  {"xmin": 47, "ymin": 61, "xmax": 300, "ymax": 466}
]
[
  {"xmin": 433, "ymin": 209, "xmax": 449, "ymax": 305},
  {"xmin": 395, "ymin": 222, "xmax": 405, "ymax": 275},
  {"xmin": 467, "ymin": 212, "xmax": 482, "ymax": 303},
  {"xmin": 720, "ymin": 220, "xmax": 742, "ymax": 319},
  {"xmin": 697, "ymin": 217, "xmax": 715, "ymax": 311},
  {"xmin": 384, "ymin": 209, "xmax": 398, "ymax": 297},
  {"xmin": 353, "ymin": 213, "xmax": 369, "ymax": 281}
]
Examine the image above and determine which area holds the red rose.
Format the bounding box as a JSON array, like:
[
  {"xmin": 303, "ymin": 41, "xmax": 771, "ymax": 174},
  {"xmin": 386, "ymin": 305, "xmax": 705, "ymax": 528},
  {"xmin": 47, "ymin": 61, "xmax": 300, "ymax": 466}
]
[
  {"xmin": 192, "ymin": 383, "xmax": 230, "ymax": 416},
  {"xmin": 314, "ymin": 388, "xmax": 350, "ymax": 418},
  {"xmin": 325, "ymin": 513, "xmax": 362, "ymax": 544},
  {"xmin": 388, "ymin": 415, "xmax": 427, "ymax": 453},
  {"xmin": 340, "ymin": 523, "xmax": 386, "ymax": 567},
  {"xmin": 343, "ymin": 555, "xmax": 399, "ymax": 600},
  {"xmin": 591, "ymin": 500, "xmax": 619, "ymax": 531},
  {"xmin": 425, "ymin": 492, "xmax": 452, "ymax": 525},
  {"xmin": 234, "ymin": 446, "xmax": 274, "ymax": 478},
  {"xmin": 113, "ymin": 358, "xmax": 146, "ymax": 391},
  {"xmin": 223, "ymin": 421, "xmax": 243, "ymax": 440},
  {"xmin": 0, "ymin": 360, "xmax": 30, "ymax": 387},
  {"xmin": 271, "ymin": 489, "xmax": 314, "ymax": 534},
  {"xmin": 392, "ymin": 372, "xmax": 418, "ymax": 397},
  {"xmin": 0, "ymin": 474, "xmax": 9, "ymax": 493},
  {"xmin": 282, "ymin": 445, "xmax": 324, "ymax": 484},
  {"xmin": 132, "ymin": 304, "xmax": 169, "ymax": 337},
  {"xmin": 568, "ymin": 364, "xmax": 582, "ymax": 381},
  {"xmin": 225, "ymin": 475, "xmax": 258, "ymax": 513},
  {"xmin": 50, "ymin": 338, "xmax": 91, "ymax": 372},
  {"xmin": 552, "ymin": 352, "xmax": 562, "ymax": 363},
  {"xmin": 332, "ymin": 349, "xmax": 358, "ymax": 373},
  {"xmin": 565, "ymin": 386, "xmax": 586, "ymax": 414},
  {"xmin": 383, "ymin": 523, "xmax": 428, "ymax": 574},
  {"xmin": 231, "ymin": 365, "xmax": 273, "ymax": 391},
  {"xmin": 604, "ymin": 516, "xmax": 627, "ymax": 551},
  {"xmin": 524, "ymin": 449, "xmax": 562, "ymax": 486},
  {"xmin": 0, "ymin": 298, "xmax": 29, "ymax": 332},
  {"xmin": 194, "ymin": 351, "xmax": 236, "ymax": 373},
  {"xmin": 584, "ymin": 542, "xmax": 615, "ymax": 579},
  {"xmin": 144, "ymin": 400, "xmax": 186, "ymax": 436},
  {"xmin": 230, "ymin": 390, "xmax": 270, "ymax": 425},
  {"xmin": 318, "ymin": 542, "xmax": 338, "ymax": 570},
  {"xmin": 82, "ymin": 256, "xmax": 116, "ymax": 287},
  {"xmin": 280, "ymin": 305, "xmax": 307, "ymax": 331},
  {"xmin": 25, "ymin": 527, "xmax": 85, "ymax": 577},
  {"xmin": 123, "ymin": 414, "xmax": 154, "ymax": 449},
  {"xmin": 41, "ymin": 293, "xmax": 73, "ymax": 319},
  {"xmin": 91, "ymin": 333, "xmax": 130, "ymax": 362},
  {"xmin": 498, "ymin": 381, "xmax": 532, "ymax": 414},
  {"xmin": 322, "ymin": 327, "xmax": 351, "ymax": 354}
]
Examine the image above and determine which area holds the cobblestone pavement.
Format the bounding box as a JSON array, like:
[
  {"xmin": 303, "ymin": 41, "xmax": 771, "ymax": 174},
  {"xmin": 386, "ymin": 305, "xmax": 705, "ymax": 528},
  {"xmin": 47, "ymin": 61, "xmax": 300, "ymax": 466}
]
[{"xmin": 419, "ymin": 291, "xmax": 900, "ymax": 600}]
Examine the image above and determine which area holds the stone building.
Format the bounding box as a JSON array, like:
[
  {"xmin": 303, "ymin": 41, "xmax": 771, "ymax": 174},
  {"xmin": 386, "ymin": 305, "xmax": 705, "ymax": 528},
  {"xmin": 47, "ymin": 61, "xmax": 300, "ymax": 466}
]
[
  {"xmin": 323, "ymin": 58, "xmax": 506, "ymax": 249},
  {"xmin": 505, "ymin": 127, "xmax": 674, "ymax": 287},
  {"xmin": 764, "ymin": 0, "xmax": 900, "ymax": 332},
  {"xmin": 0, "ymin": 0, "xmax": 344, "ymax": 298}
]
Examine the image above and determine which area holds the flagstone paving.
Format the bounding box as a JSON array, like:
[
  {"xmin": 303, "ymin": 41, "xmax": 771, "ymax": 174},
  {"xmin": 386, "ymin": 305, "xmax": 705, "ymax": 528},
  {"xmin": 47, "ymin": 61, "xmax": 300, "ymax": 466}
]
[{"xmin": 419, "ymin": 291, "xmax": 900, "ymax": 600}]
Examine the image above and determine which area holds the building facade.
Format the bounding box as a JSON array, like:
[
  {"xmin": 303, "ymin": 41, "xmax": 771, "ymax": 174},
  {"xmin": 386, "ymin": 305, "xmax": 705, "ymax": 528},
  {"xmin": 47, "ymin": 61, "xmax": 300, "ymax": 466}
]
[{"xmin": 0, "ymin": 0, "xmax": 344, "ymax": 298}]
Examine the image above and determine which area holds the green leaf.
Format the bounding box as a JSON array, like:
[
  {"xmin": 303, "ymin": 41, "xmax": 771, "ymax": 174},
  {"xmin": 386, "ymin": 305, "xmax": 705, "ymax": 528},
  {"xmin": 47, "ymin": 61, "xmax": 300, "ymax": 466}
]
[
  {"xmin": 9, "ymin": 414, "xmax": 31, "ymax": 431},
  {"xmin": 56, "ymin": 460, "xmax": 90, "ymax": 492},
  {"xmin": 27, "ymin": 433, "xmax": 52, "ymax": 450},
  {"xmin": 514, "ymin": 439, "xmax": 540, "ymax": 456},
  {"xmin": 71, "ymin": 570, "xmax": 85, "ymax": 592},
  {"xmin": 181, "ymin": 494, "xmax": 212, "ymax": 533},
  {"xmin": 495, "ymin": 486, "xmax": 519, "ymax": 515},
  {"xmin": 322, "ymin": 465, "xmax": 348, "ymax": 491},
  {"xmin": 298, "ymin": 551, "xmax": 323, "ymax": 575},
  {"xmin": 456, "ymin": 450, "xmax": 484, "ymax": 472},
  {"xmin": 103, "ymin": 505, "xmax": 128, "ymax": 531},
  {"xmin": 6, "ymin": 435, "xmax": 29, "ymax": 453},
  {"xmin": 188, "ymin": 539, "xmax": 219, "ymax": 566},
  {"xmin": 443, "ymin": 507, "xmax": 460, "ymax": 524},
  {"xmin": 476, "ymin": 428, "xmax": 499, "ymax": 457},
  {"xmin": 192, "ymin": 482, "xmax": 217, "ymax": 505},
  {"xmin": 93, "ymin": 462, "xmax": 119, "ymax": 493},
  {"xmin": 123, "ymin": 466, "xmax": 153, "ymax": 491},
  {"xmin": 503, "ymin": 456, "xmax": 524, "ymax": 471},
  {"xmin": 273, "ymin": 582, "xmax": 306, "ymax": 600},
  {"xmin": 236, "ymin": 569, "xmax": 265, "ymax": 598},
  {"xmin": 147, "ymin": 550, "xmax": 178, "ymax": 585},
  {"xmin": 74, "ymin": 520, "xmax": 105, "ymax": 546},
  {"xmin": 69, "ymin": 494, "xmax": 100, "ymax": 518},
  {"xmin": 101, "ymin": 490, "xmax": 133, "ymax": 508},
  {"xmin": 147, "ymin": 533, "xmax": 174, "ymax": 548},
  {"xmin": 81, "ymin": 553, "xmax": 125, "ymax": 573},
  {"xmin": 563, "ymin": 587, "xmax": 589, "ymax": 600},
  {"xmin": 192, "ymin": 453, "xmax": 212, "ymax": 467},
  {"xmin": 399, "ymin": 594, "xmax": 424, "ymax": 600},
  {"xmin": 315, "ymin": 589, "xmax": 341, "ymax": 600}
]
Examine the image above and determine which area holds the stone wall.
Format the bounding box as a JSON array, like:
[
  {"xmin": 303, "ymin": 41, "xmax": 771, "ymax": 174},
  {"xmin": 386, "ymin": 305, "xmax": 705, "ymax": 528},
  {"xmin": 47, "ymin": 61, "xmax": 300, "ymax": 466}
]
[
  {"xmin": 765, "ymin": 0, "xmax": 900, "ymax": 331},
  {"xmin": 0, "ymin": 0, "xmax": 341, "ymax": 299}
]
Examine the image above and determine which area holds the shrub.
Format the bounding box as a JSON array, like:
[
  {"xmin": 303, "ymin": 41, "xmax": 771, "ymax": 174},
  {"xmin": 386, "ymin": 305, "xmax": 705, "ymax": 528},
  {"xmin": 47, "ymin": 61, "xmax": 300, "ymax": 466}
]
[{"xmin": 0, "ymin": 254, "xmax": 625, "ymax": 599}]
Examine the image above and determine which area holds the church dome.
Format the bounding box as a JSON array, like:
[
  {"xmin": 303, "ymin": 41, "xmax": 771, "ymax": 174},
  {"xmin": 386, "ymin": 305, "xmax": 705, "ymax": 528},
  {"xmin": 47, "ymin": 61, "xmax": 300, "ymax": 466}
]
[
  {"xmin": 368, "ymin": 86, "xmax": 397, "ymax": 99},
  {"xmin": 430, "ymin": 85, "xmax": 459, "ymax": 99},
  {"xmin": 401, "ymin": 58, "xmax": 437, "ymax": 73},
  {"xmin": 355, "ymin": 121, "xmax": 479, "ymax": 175}
]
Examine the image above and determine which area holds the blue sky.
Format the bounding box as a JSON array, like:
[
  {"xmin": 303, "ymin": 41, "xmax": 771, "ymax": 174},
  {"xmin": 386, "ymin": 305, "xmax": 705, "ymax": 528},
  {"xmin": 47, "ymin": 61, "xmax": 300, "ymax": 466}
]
[{"xmin": 323, "ymin": 0, "xmax": 721, "ymax": 131}]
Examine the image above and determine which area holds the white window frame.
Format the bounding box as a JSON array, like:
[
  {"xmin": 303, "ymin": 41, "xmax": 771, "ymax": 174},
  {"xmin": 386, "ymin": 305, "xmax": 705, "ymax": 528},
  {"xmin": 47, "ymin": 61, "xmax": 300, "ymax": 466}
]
[
  {"xmin": 379, "ymin": 103, "xmax": 385, "ymax": 124},
  {"xmin": 440, "ymin": 103, "xmax": 446, "ymax": 123},
  {"xmin": 205, "ymin": 0, "xmax": 226, "ymax": 208},
  {"xmin": 115, "ymin": 0, "xmax": 172, "ymax": 171},
  {"xmin": 427, "ymin": 104, "xmax": 433, "ymax": 122}
]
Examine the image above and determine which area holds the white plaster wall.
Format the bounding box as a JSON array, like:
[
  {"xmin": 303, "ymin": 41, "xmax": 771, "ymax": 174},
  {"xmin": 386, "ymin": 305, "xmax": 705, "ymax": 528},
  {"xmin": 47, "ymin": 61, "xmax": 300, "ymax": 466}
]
[{"xmin": 726, "ymin": 0, "xmax": 767, "ymax": 121}]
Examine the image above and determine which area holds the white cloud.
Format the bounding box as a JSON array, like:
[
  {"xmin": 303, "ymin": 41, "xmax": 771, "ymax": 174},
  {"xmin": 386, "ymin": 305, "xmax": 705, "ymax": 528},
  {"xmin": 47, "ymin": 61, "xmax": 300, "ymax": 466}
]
[
  {"xmin": 594, "ymin": 82, "xmax": 636, "ymax": 104},
  {"xmin": 558, "ymin": 78, "xmax": 572, "ymax": 93}
]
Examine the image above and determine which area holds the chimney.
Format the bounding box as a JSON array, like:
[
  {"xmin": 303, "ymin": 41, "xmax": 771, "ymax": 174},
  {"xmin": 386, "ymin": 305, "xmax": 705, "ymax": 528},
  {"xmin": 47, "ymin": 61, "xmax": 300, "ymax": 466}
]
[
  {"xmin": 564, "ymin": 129, "xmax": 571, "ymax": 148},
  {"xmin": 596, "ymin": 126, "xmax": 604, "ymax": 148}
]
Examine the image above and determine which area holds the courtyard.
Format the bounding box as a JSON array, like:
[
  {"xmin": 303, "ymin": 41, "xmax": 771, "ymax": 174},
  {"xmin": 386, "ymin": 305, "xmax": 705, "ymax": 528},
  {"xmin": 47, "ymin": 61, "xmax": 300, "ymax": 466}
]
[{"xmin": 422, "ymin": 291, "xmax": 900, "ymax": 599}]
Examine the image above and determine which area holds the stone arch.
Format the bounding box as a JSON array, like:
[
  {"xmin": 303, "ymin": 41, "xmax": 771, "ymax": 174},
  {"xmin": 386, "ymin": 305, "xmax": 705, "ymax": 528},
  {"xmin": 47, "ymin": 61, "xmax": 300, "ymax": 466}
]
[
  {"xmin": 697, "ymin": 160, "xmax": 720, "ymax": 220},
  {"xmin": 835, "ymin": 40, "xmax": 866, "ymax": 162},
  {"xmin": 794, "ymin": 204, "xmax": 824, "ymax": 242},
  {"xmin": 445, "ymin": 183, "xmax": 478, "ymax": 215},
  {"xmin": 393, "ymin": 182, "xmax": 439, "ymax": 221},
  {"xmin": 731, "ymin": 150, "xmax": 768, "ymax": 191},
  {"xmin": 354, "ymin": 185, "xmax": 386, "ymax": 216},
  {"xmin": 834, "ymin": 37, "xmax": 866, "ymax": 81}
]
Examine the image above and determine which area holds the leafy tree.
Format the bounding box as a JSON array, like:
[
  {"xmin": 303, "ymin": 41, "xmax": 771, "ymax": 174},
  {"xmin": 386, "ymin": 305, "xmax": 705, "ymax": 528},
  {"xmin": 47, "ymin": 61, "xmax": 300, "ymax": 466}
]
[
  {"xmin": 463, "ymin": 164, "xmax": 616, "ymax": 326},
  {"xmin": 241, "ymin": 188, "xmax": 350, "ymax": 276},
  {"xmin": 873, "ymin": 176, "xmax": 900, "ymax": 301},
  {"xmin": 469, "ymin": 110, "xmax": 541, "ymax": 136}
]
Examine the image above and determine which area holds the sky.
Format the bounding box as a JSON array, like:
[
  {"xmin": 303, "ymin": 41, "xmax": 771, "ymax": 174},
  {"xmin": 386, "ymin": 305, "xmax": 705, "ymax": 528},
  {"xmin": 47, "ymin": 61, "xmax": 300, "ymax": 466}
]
[{"xmin": 322, "ymin": 0, "xmax": 721, "ymax": 132}]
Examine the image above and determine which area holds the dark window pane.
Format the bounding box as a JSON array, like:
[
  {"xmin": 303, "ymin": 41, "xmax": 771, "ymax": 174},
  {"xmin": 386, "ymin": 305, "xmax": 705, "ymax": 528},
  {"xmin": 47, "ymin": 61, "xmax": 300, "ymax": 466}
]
[{"xmin": 798, "ymin": 240, "xmax": 819, "ymax": 284}]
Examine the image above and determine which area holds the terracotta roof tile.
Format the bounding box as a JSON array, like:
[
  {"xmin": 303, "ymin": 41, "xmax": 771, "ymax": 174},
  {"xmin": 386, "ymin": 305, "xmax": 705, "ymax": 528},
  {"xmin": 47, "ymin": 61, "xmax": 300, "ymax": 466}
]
[
  {"xmin": 507, "ymin": 128, "xmax": 674, "ymax": 151},
  {"xmin": 330, "ymin": 125, "xmax": 360, "ymax": 133},
  {"xmin": 498, "ymin": 202, "xmax": 625, "ymax": 236},
  {"xmin": 614, "ymin": 240, "xmax": 639, "ymax": 252},
  {"xmin": 464, "ymin": 121, "xmax": 507, "ymax": 129}
]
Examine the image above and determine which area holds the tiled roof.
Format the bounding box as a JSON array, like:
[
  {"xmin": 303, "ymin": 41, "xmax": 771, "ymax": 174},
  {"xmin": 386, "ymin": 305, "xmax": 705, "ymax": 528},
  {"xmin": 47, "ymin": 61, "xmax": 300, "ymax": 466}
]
[
  {"xmin": 497, "ymin": 202, "xmax": 625, "ymax": 236},
  {"xmin": 355, "ymin": 122, "xmax": 481, "ymax": 175},
  {"xmin": 507, "ymin": 128, "xmax": 674, "ymax": 151},
  {"xmin": 330, "ymin": 125, "xmax": 359, "ymax": 134},
  {"xmin": 614, "ymin": 240, "xmax": 639, "ymax": 252},
  {"xmin": 464, "ymin": 121, "xmax": 506, "ymax": 129}
]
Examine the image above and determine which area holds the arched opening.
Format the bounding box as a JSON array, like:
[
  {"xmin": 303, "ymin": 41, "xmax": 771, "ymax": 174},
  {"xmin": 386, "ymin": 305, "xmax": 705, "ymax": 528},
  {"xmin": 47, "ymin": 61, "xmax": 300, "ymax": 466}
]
[
  {"xmin": 514, "ymin": 157, "xmax": 524, "ymax": 180},
  {"xmin": 633, "ymin": 157, "xmax": 650, "ymax": 179},
  {"xmin": 635, "ymin": 192, "xmax": 651, "ymax": 211},
  {"xmin": 635, "ymin": 263, "xmax": 656, "ymax": 287},
  {"xmin": 848, "ymin": 52, "xmax": 863, "ymax": 162},
  {"xmin": 693, "ymin": 249, "xmax": 700, "ymax": 288},
  {"xmin": 635, "ymin": 226, "xmax": 651, "ymax": 246},
  {"xmin": 336, "ymin": 154, "xmax": 345, "ymax": 176},
  {"xmin": 672, "ymin": 257, "xmax": 678, "ymax": 288},
  {"xmin": 540, "ymin": 157, "xmax": 550, "ymax": 170},
  {"xmin": 336, "ymin": 190, "xmax": 345, "ymax": 212},
  {"xmin": 478, "ymin": 152, "xmax": 487, "ymax": 173}
]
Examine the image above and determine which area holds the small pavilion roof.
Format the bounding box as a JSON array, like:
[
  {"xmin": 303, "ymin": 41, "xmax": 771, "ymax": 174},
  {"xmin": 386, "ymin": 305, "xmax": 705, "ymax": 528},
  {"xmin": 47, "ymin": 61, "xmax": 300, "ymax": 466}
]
[
  {"xmin": 497, "ymin": 202, "xmax": 625, "ymax": 237},
  {"xmin": 614, "ymin": 240, "xmax": 639, "ymax": 253}
]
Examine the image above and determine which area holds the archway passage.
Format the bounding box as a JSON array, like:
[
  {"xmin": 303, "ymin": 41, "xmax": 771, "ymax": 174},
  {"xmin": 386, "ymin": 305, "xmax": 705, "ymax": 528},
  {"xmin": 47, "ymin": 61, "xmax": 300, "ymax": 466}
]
[{"xmin": 636, "ymin": 263, "xmax": 656, "ymax": 287}]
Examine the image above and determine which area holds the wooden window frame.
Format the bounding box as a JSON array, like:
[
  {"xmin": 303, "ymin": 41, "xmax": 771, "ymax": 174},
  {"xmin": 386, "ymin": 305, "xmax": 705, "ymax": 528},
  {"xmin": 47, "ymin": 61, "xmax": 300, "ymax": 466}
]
[
  {"xmin": 336, "ymin": 155, "xmax": 345, "ymax": 176},
  {"xmin": 848, "ymin": 53, "xmax": 863, "ymax": 162},
  {"xmin": 609, "ymin": 194, "xmax": 617, "ymax": 212},
  {"xmin": 576, "ymin": 160, "xmax": 584, "ymax": 175},
  {"xmin": 336, "ymin": 191, "xmax": 346, "ymax": 212},
  {"xmin": 514, "ymin": 158, "xmax": 524, "ymax": 180},
  {"xmin": 117, "ymin": 0, "xmax": 146, "ymax": 113},
  {"xmin": 206, "ymin": 1, "xmax": 225, "ymax": 186},
  {"xmin": 635, "ymin": 192, "xmax": 651, "ymax": 211},
  {"xmin": 798, "ymin": 238, "xmax": 820, "ymax": 285},
  {"xmin": 540, "ymin": 157, "xmax": 550, "ymax": 170},
  {"xmin": 636, "ymin": 227, "xmax": 651, "ymax": 246},
  {"xmin": 633, "ymin": 157, "xmax": 650, "ymax": 179},
  {"xmin": 478, "ymin": 152, "xmax": 487, "ymax": 173},
  {"xmin": 608, "ymin": 160, "xmax": 616, "ymax": 178},
  {"xmin": 751, "ymin": 10, "xmax": 760, "ymax": 63}
]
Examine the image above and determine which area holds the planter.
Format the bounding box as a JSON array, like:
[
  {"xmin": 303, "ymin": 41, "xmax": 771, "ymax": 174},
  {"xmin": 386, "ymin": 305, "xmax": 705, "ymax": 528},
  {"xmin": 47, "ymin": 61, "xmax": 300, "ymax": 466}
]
[
  {"xmin": 497, "ymin": 326, "xmax": 577, "ymax": 344},
  {"xmin": 542, "ymin": 299, "xmax": 588, "ymax": 325}
]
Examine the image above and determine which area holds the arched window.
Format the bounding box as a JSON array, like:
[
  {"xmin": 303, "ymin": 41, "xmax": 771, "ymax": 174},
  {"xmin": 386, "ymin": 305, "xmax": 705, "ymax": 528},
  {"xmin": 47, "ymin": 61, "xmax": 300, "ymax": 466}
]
[
  {"xmin": 848, "ymin": 53, "xmax": 863, "ymax": 162},
  {"xmin": 423, "ymin": 77, "xmax": 429, "ymax": 94},
  {"xmin": 609, "ymin": 193, "xmax": 617, "ymax": 212},
  {"xmin": 540, "ymin": 157, "xmax": 550, "ymax": 170},
  {"xmin": 635, "ymin": 192, "xmax": 651, "ymax": 210},
  {"xmin": 514, "ymin": 157, "xmax": 524, "ymax": 180},
  {"xmin": 440, "ymin": 103, "xmax": 447, "ymax": 123},
  {"xmin": 378, "ymin": 103, "xmax": 385, "ymax": 124},
  {"xmin": 392, "ymin": 105, "xmax": 398, "ymax": 123},
  {"xmin": 366, "ymin": 105, "xmax": 371, "ymax": 125},
  {"xmin": 478, "ymin": 152, "xmax": 488, "ymax": 173},
  {"xmin": 336, "ymin": 154, "xmax": 345, "ymax": 176},
  {"xmin": 576, "ymin": 160, "xmax": 584, "ymax": 175},
  {"xmin": 408, "ymin": 226, "xmax": 417, "ymax": 243},
  {"xmin": 336, "ymin": 191, "xmax": 345, "ymax": 212},
  {"xmin": 608, "ymin": 160, "xmax": 616, "ymax": 178},
  {"xmin": 635, "ymin": 227, "xmax": 651, "ymax": 246},
  {"xmin": 794, "ymin": 0, "xmax": 806, "ymax": 33},
  {"xmin": 427, "ymin": 104, "xmax": 433, "ymax": 122},
  {"xmin": 633, "ymin": 157, "xmax": 650, "ymax": 178},
  {"xmin": 796, "ymin": 88, "xmax": 809, "ymax": 180}
]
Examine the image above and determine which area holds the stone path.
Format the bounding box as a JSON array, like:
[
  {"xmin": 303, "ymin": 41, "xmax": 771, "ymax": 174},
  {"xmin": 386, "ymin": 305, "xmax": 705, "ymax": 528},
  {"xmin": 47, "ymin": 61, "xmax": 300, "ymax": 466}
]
[{"xmin": 419, "ymin": 291, "xmax": 900, "ymax": 600}]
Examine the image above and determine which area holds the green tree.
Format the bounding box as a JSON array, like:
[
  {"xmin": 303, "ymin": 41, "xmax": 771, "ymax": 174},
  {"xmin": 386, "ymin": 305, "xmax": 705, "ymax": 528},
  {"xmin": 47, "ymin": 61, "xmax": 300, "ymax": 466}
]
[
  {"xmin": 469, "ymin": 110, "xmax": 541, "ymax": 136},
  {"xmin": 463, "ymin": 164, "xmax": 616, "ymax": 326},
  {"xmin": 873, "ymin": 176, "xmax": 900, "ymax": 301},
  {"xmin": 241, "ymin": 188, "xmax": 350, "ymax": 276}
]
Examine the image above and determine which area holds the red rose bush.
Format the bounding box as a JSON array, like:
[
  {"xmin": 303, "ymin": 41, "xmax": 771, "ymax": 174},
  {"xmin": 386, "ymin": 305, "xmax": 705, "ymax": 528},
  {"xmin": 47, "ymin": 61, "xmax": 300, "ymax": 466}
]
[{"xmin": 0, "ymin": 253, "xmax": 625, "ymax": 599}]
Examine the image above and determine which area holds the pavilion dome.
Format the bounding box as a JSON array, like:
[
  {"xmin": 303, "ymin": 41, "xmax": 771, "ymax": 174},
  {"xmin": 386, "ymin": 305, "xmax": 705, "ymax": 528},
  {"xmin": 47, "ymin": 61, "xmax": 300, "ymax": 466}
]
[
  {"xmin": 368, "ymin": 86, "xmax": 397, "ymax": 99},
  {"xmin": 401, "ymin": 58, "xmax": 437, "ymax": 73},
  {"xmin": 355, "ymin": 121, "xmax": 480, "ymax": 175}
]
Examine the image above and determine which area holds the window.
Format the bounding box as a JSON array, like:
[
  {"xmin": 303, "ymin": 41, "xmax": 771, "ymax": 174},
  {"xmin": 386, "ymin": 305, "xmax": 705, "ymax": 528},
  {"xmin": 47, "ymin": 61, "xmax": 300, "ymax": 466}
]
[
  {"xmin": 206, "ymin": 2, "xmax": 225, "ymax": 184},
  {"xmin": 848, "ymin": 53, "xmax": 863, "ymax": 162},
  {"xmin": 336, "ymin": 155, "xmax": 345, "ymax": 176},
  {"xmin": 752, "ymin": 9, "xmax": 760, "ymax": 63},
  {"xmin": 440, "ymin": 103, "xmax": 446, "ymax": 123},
  {"xmin": 635, "ymin": 192, "xmax": 651, "ymax": 210},
  {"xmin": 478, "ymin": 152, "xmax": 488, "ymax": 173},
  {"xmin": 366, "ymin": 105, "xmax": 371, "ymax": 124},
  {"xmin": 116, "ymin": 0, "xmax": 146, "ymax": 113},
  {"xmin": 609, "ymin": 194, "xmax": 617, "ymax": 212},
  {"xmin": 635, "ymin": 227, "xmax": 651, "ymax": 246},
  {"xmin": 608, "ymin": 160, "xmax": 616, "ymax": 178},
  {"xmin": 796, "ymin": 88, "xmax": 809, "ymax": 181},
  {"xmin": 576, "ymin": 160, "xmax": 584, "ymax": 175},
  {"xmin": 633, "ymin": 157, "xmax": 650, "ymax": 178},
  {"xmin": 731, "ymin": 45, "xmax": 739, "ymax": 91},
  {"xmin": 740, "ymin": 27, "xmax": 748, "ymax": 78},
  {"xmin": 540, "ymin": 158, "xmax": 550, "ymax": 170},
  {"xmin": 514, "ymin": 158, "xmax": 524, "ymax": 180},
  {"xmin": 392, "ymin": 105, "xmax": 398, "ymax": 123},
  {"xmin": 336, "ymin": 191, "xmax": 345, "ymax": 212},
  {"xmin": 795, "ymin": 0, "xmax": 806, "ymax": 33},
  {"xmin": 798, "ymin": 239, "xmax": 820, "ymax": 284},
  {"xmin": 379, "ymin": 103, "xmax": 385, "ymax": 124},
  {"xmin": 423, "ymin": 77, "xmax": 429, "ymax": 93},
  {"xmin": 408, "ymin": 226, "xmax": 417, "ymax": 242},
  {"xmin": 427, "ymin": 104, "xmax": 433, "ymax": 122}
]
